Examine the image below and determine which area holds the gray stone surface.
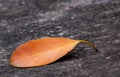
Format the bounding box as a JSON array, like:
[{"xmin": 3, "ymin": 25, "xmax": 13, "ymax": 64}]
[{"xmin": 0, "ymin": 0, "xmax": 120, "ymax": 77}]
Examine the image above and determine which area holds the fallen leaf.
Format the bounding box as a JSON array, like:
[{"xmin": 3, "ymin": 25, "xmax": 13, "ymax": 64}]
[{"xmin": 10, "ymin": 37, "xmax": 98, "ymax": 67}]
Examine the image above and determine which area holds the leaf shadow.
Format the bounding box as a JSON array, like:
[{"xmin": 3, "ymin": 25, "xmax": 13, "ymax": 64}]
[
  {"xmin": 56, "ymin": 47, "xmax": 98, "ymax": 63},
  {"xmin": 56, "ymin": 48, "xmax": 85, "ymax": 62}
]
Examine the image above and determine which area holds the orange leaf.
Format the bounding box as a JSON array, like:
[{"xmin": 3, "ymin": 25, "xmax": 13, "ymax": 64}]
[{"xmin": 10, "ymin": 37, "xmax": 98, "ymax": 67}]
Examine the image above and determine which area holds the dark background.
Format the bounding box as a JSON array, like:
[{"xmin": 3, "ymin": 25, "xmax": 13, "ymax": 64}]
[{"xmin": 0, "ymin": 0, "xmax": 120, "ymax": 77}]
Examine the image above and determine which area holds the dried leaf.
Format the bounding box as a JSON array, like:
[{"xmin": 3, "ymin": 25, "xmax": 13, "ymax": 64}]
[{"xmin": 10, "ymin": 37, "xmax": 98, "ymax": 67}]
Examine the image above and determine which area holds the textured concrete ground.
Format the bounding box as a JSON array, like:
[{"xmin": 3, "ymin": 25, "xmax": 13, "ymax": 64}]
[{"xmin": 0, "ymin": 0, "xmax": 120, "ymax": 77}]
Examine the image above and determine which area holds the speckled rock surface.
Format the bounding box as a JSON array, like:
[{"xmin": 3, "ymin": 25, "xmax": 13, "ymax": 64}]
[{"xmin": 0, "ymin": 0, "xmax": 120, "ymax": 77}]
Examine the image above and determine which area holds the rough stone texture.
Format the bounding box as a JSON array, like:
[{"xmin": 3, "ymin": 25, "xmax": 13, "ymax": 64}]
[{"xmin": 0, "ymin": 0, "xmax": 120, "ymax": 77}]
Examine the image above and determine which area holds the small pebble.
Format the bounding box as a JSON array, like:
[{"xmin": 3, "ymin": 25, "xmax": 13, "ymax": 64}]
[{"xmin": 106, "ymin": 56, "xmax": 111, "ymax": 59}]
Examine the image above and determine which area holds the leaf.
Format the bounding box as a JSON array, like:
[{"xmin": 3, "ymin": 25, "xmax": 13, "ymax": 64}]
[{"xmin": 10, "ymin": 37, "xmax": 98, "ymax": 67}]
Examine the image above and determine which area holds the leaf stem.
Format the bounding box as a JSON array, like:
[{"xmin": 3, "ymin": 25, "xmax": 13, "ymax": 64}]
[{"xmin": 78, "ymin": 40, "xmax": 98, "ymax": 52}]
